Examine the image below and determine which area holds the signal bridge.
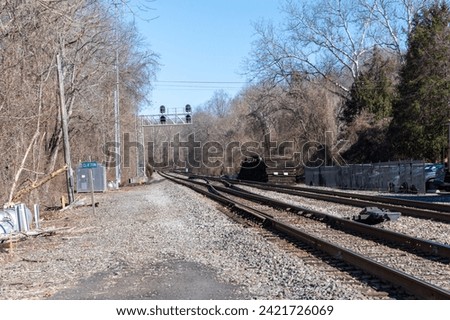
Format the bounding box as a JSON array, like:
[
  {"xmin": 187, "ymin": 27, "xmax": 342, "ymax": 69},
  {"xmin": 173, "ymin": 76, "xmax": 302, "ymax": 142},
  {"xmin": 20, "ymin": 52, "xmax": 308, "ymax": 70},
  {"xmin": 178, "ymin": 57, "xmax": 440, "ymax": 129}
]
[
  {"xmin": 140, "ymin": 104, "xmax": 192, "ymax": 127},
  {"xmin": 131, "ymin": 104, "xmax": 193, "ymax": 182}
]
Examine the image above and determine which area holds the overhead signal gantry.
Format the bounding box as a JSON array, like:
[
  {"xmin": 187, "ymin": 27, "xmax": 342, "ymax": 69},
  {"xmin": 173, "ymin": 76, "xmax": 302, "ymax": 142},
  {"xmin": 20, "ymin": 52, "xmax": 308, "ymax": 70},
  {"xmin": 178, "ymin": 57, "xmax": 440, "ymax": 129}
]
[{"xmin": 141, "ymin": 104, "xmax": 193, "ymax": 127}]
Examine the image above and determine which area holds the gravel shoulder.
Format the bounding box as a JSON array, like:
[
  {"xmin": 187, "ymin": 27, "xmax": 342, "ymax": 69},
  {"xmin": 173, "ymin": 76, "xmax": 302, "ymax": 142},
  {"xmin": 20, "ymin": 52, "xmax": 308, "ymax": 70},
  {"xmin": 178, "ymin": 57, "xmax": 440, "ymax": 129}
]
[{"xmin": 1, "ymin": 174, "xmax": 370, "ymax": 300}]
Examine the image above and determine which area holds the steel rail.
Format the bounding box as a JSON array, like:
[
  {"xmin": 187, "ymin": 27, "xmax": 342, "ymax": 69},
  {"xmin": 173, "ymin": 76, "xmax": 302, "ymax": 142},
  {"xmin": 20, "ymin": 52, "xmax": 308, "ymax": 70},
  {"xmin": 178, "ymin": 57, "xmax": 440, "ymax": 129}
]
[
  {"xmin": 231, "ymin": 178, "xmax": 450, "ymax": 212},
  {"xmin": 190, "ymin": 175, "xmax": 450, "ymax": 223},
  {"xmin": 214, "ymin": 180, "xmax": 450, "ymax": 260},
  {"xmin": 268, "ymin": 219, "xmax": 450, "ymax": 300},
  {"xmin": 158, "ymin": 172, "xmax": 268, "ymax": 223},
  {"xmin": 183, "ymin": 175, "xmax": 450, "ymax": 259},
  {"xmin": 160, "ymin": 172, "xmax": 450, "ymax": 299},
  {"xmin": 231, "ymin": 180, "xmax": 450, "ymax": 222}
]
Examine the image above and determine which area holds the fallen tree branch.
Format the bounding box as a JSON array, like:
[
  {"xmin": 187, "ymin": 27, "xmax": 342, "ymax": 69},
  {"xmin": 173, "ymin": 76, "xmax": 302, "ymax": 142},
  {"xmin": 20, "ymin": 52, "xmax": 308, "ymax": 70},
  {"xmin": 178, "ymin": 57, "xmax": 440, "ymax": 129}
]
[
  {"xmin": 0, "ymin": 226, "xmax": 72, "ymax": 246},
  {"xmin": 7, "ymin": 130, "xmax": 40, "ymax": 205},
  {"xmin": 11, "ymin": 165, "xmax": 68, "ymax": 203}
]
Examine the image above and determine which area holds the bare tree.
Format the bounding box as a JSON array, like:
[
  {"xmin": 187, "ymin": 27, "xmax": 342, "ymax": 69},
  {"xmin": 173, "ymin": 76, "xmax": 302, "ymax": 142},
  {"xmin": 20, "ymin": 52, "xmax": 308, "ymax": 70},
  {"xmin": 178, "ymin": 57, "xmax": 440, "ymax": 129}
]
[
  {"xmin": 202, "ymin": 90, "xmax": 232, "ymax": 118},
  {"xmin": 0, "ymin": 0, "xmax": 159, "ymax": 205},
  {"xmin": 246, "ymin": 0, "xmax": 431, "ymax": 96}
]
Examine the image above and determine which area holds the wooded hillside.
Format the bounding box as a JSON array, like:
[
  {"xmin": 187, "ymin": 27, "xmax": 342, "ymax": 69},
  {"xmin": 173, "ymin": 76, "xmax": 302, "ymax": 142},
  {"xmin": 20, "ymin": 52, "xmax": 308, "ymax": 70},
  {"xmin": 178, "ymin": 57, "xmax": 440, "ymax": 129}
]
[{"xmin": 0, "ymin": 0, "xmax": 158, "ymax": 206}]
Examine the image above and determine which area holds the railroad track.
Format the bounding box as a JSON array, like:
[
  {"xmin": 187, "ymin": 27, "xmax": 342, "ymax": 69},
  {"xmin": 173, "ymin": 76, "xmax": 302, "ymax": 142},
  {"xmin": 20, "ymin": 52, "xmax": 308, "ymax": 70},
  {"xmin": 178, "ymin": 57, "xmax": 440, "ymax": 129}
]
[
  {"xmin": 189, "ymin": 174, "xmax": 450, "ymax": 223},
  {"xmin": 159, "ymin": 171, "xmax": 450, "ymax": 299}
]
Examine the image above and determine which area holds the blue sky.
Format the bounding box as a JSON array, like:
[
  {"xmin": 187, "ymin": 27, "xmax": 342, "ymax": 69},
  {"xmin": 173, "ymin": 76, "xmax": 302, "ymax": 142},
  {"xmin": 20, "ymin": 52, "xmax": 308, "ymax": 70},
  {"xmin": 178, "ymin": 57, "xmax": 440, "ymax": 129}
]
[{"xmin": 130, "ymin": 0, "xmax": 284, "ymax": 115}]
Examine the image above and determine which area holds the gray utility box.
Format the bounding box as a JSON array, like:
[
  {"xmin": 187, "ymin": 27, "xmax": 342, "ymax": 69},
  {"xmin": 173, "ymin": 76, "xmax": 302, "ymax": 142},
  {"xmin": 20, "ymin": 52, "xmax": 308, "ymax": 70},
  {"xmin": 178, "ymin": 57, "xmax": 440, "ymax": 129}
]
[{"xmin": 76, "ymin": 162, "xmax": 107, "ymax": 193}]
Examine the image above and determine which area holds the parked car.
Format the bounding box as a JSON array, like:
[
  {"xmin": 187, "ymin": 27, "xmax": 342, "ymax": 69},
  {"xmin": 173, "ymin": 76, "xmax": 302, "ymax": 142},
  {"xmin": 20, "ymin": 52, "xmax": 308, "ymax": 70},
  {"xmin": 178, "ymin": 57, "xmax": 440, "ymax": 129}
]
[{"xmin": 424, "ymin": 163, "xmax": 445, "ymax": 191}]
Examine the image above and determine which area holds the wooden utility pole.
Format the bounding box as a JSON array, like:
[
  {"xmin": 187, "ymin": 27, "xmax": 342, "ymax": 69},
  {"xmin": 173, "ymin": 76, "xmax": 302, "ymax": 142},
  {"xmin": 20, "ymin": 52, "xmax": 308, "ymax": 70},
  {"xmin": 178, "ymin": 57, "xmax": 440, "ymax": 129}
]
[
  {"xmin": 57, "ymin": 53, "xmax": 75, "ymax": 204},
  {"xmin": 114, "ymin": 1, "xmax": 121, "ymax": 188}
]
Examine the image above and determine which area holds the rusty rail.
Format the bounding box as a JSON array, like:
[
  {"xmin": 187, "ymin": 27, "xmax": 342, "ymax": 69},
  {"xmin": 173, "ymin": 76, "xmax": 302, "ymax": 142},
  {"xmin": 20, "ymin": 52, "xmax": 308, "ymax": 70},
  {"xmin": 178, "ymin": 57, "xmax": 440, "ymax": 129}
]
[
  {"xmin": 190, "ymin": 175, "xmax": 450, "ymax": 223},
  {"xmin": 160, "ymin": 171, "xmax": 450, "ymax": 299}
]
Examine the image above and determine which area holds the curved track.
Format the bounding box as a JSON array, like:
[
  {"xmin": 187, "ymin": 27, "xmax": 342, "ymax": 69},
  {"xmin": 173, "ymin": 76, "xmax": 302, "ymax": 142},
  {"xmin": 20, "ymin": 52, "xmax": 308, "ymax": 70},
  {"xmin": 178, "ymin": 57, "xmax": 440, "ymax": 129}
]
[
  {"xmin": 190, "ymin": 175, "xmax": 450, "ymax": 223},
  {"xmin": 159, "ymin": 172, "xmax": 450, "ymax": 299}
]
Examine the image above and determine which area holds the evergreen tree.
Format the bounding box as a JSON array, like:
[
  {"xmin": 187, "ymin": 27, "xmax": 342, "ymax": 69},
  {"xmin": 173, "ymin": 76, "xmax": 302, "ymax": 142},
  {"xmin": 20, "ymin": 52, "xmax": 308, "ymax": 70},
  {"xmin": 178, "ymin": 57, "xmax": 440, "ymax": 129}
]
[
  {"xmin": 342, "ymin": 48, "xmax": 397, "ymax": 124},
  {"xmin": 388, "ymin": 1, "xmax": 450, "ymax": 161}
]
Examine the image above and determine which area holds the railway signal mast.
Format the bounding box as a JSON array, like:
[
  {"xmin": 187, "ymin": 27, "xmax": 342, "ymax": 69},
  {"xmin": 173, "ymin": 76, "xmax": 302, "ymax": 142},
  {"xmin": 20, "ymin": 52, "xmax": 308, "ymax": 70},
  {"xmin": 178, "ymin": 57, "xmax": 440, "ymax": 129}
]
[{"xmin": 133, "ymin": 104, "xmax": 193, "ymax": 180}]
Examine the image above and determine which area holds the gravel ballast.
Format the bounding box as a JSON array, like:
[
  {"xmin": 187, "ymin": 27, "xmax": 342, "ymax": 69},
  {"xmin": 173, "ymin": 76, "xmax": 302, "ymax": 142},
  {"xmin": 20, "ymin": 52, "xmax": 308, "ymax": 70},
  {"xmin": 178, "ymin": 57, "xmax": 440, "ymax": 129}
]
[
  {"xmin": 236, "ymin": 184, "xmax": 450, "ymax": 245},
  {"xmin": 1, "ymin": 174, "xmax": 373, "ymax": 300}
]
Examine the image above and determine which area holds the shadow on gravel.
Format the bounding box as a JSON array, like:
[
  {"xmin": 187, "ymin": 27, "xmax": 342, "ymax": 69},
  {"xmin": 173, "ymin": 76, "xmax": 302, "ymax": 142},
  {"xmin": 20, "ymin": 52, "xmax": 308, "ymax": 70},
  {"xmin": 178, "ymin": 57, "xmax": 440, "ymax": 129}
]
[{"xmin": 50, "ymin": 259, "xmax": 247, "ymax": 300}]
